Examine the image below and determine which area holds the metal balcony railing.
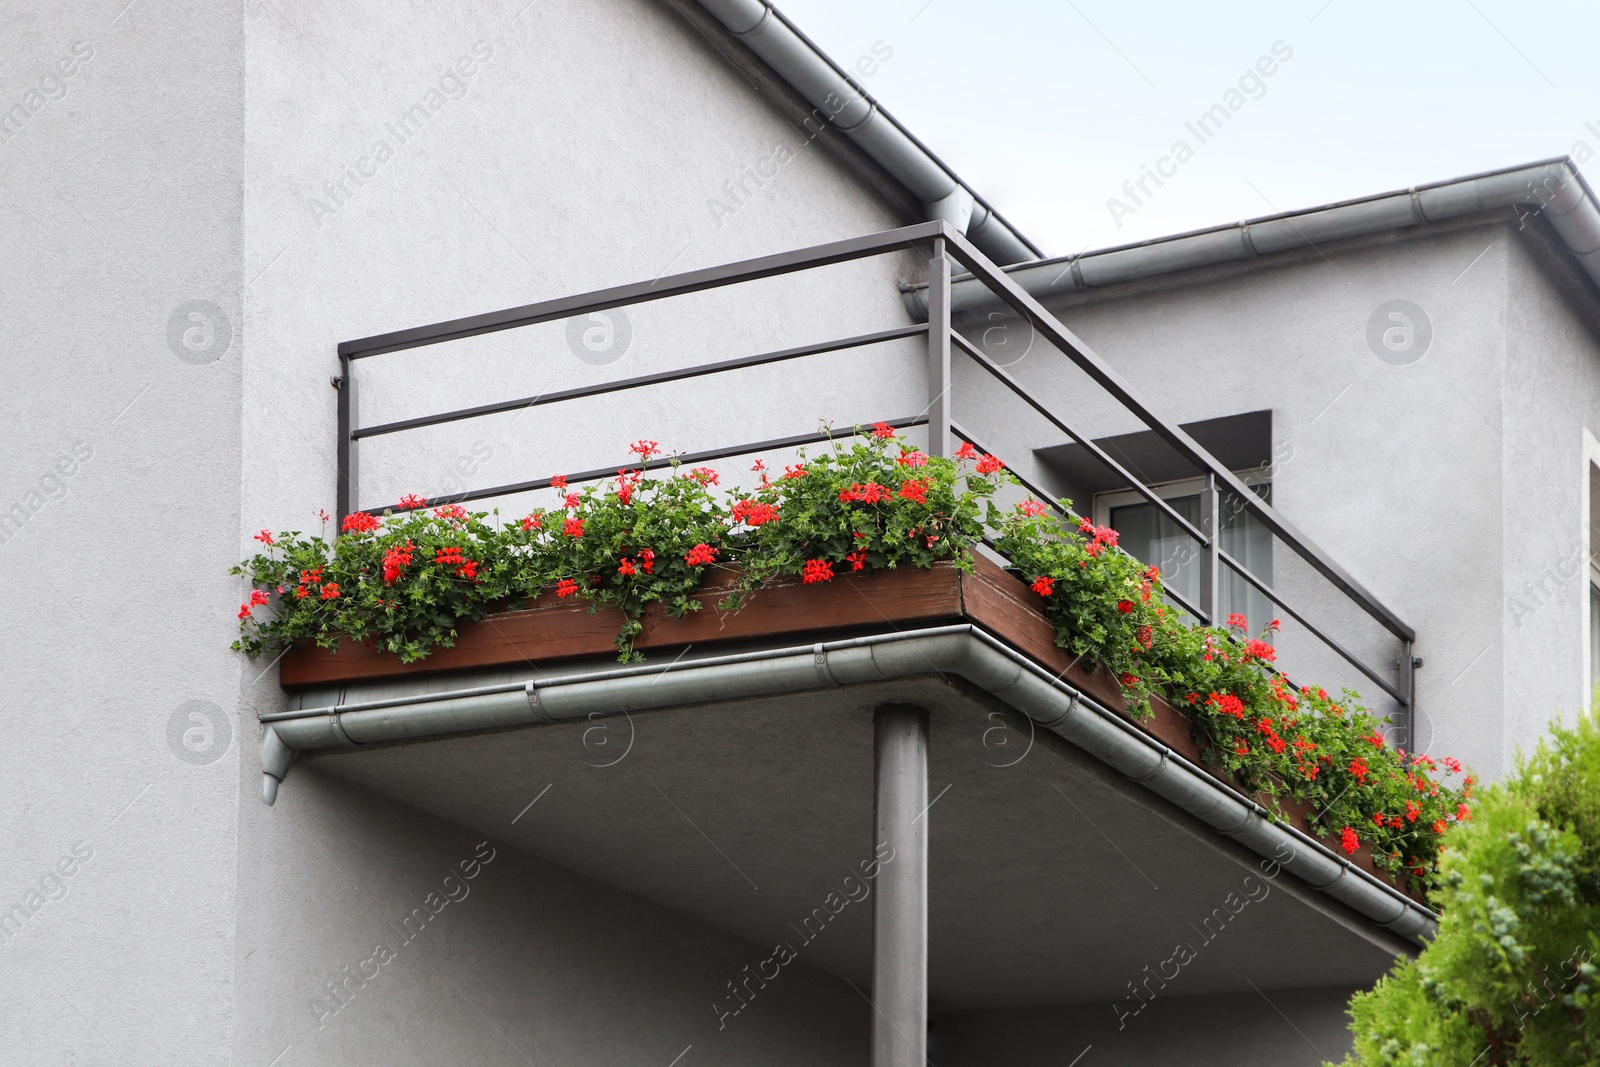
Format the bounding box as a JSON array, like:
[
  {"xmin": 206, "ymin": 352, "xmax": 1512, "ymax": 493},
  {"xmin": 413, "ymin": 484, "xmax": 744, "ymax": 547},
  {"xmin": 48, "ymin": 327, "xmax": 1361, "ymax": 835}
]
[{"xmin": 331, "ymin": 220, "xmax": 1418, "ymax": 743}]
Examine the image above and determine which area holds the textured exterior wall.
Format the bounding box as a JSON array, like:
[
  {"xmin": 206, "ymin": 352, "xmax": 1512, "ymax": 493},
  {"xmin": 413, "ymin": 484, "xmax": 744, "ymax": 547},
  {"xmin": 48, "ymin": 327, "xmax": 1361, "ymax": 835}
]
[{"xmin": 0, "ymin": 2, "xmax": 244, "ymax": 1064}]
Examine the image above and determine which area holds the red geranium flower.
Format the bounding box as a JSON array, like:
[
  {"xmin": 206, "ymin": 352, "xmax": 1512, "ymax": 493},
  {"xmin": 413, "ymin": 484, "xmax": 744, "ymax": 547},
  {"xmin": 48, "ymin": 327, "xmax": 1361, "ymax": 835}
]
[
  {"xmin": 1116, "ymin": 599, "xmax": 1133, "ymax": 614},
  {"xmin": 556, "ymin": 578, "xmax": 580, "ymax": 598},
  {"xmin": 550, "ymin": 475, "xmax": 568, "ymax": 491},
  {"xmin": 802, "ymin": 559, "xmax": 834, "ymax": 584},
  {"xmin": 341, "ymin": 511, "xmax": 380, "ymax": 534},
  {"xmin": 1031, "ymin": 575, "xmax": 1054, "ymax": 596},
  {"xmin": 685, "ymin": 543, "xmax": 718, "ymax": 567},
  {"xmin": 846, "ymin": 549, "xmax": 868, "ymax": 571},
  {"xmin": 871, "ymin": 422, "xmax": 895, "ymax": 439},
  {"xmin": 398, "ymin": 493, "xmax": 427, "ymax": 509},
  {"xmin": 1226, "ymin": 613, "xmax": 1248, "ymax": 631},
  {"xmin": 1017, "ymin": 499, "xmax": 1045, "ymax": 517},
  {"xmin": 254, "ymin": 529, "xmax": 274, "ymax": 545},
  {"xmin": 975, "ymin": 454, "xmax": 1003, "ymax": 475},
  {"xmin": 955, "ymin": 441, "xmax": 978, "ymax": 461},
  {"xmin": 1340, "ymin": 827, "xmax": 1359, "ymax": 854},
  {"xmin": 320, "ymin": 582, "xmax": 340, "ymax": 600},
  {"xmin": 899, "ymin": 480, "xmax": 929, "ymax": 505},
  {"xmin": 521, "ymin": 513, "xmax": 542, "ymax": 531},
  {"xmin": 433, "ymin": 504, "xmax": 467, "ymax": 521},
  {"xmin": 564, "ymin": 518, "xmax": 585, "ymax": 537},
  {"xmin": 629, "ymin": 439, "xmax": 660, "ymax": 458}
]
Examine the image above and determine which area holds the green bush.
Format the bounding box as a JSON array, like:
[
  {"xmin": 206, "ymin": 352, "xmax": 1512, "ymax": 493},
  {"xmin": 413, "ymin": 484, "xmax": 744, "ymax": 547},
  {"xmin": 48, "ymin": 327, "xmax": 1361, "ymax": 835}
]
[{"xmin": 1335, "ymin": 709, "xmax": 1600, "ymax": 1066}]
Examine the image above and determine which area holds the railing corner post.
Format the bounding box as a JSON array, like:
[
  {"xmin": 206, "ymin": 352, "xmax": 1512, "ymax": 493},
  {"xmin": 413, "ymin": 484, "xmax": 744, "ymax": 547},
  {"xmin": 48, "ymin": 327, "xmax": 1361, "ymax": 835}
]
[{"xmin": 926, "ymin": 238, "xmax": 952, "ymax": 459}]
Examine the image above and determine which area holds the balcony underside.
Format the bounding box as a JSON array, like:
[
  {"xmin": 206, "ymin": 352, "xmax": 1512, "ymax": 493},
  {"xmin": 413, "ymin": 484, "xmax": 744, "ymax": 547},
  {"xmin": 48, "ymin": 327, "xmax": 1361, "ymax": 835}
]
[{"xmin": 300, "ymin": 670, "xmax": 1409, "ymax": 1009}]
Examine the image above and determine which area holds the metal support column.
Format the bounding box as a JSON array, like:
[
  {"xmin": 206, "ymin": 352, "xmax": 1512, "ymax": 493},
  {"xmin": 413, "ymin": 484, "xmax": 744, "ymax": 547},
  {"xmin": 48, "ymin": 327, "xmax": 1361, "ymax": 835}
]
[
  {"xmin": 335, "ymin": 354, "xmax": 357, "ymax": 524},
  {"xmin": 926, "ymin": 237, "xmax": 952, "ymax": 459},
  {"xmin": 872, "ymin": 703, "xmax": 929, "ymax": 1067},
  {"xmin": 1198, "ymin": 473, "xmax": 1221, "ymax": 625},
  {"xmin": 1398, "ymin": 640, "xmax": 1417, "ymax": 749}
]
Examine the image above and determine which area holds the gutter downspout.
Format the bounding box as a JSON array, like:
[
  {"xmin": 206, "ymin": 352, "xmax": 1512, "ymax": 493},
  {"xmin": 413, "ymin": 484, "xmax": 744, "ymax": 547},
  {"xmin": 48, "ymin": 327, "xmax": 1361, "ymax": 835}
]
[
  {"xmin": 902, "ymin": 158, "xmax": 1600, "ymax": 317},
  {"xmin": 694, "ymin": 0, "xmax": 1039, "ymax": 266},
  {"xmin": 259, "ymin": 623, "xmax": 1438, "ymax": 945}
]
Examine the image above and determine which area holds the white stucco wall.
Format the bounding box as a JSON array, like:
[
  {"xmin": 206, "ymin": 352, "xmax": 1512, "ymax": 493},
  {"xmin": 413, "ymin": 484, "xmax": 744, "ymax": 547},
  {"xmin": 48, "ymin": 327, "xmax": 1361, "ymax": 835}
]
[{"xmin": 1, "ymin": 1, "xmax": 244, "ymax": 1063}]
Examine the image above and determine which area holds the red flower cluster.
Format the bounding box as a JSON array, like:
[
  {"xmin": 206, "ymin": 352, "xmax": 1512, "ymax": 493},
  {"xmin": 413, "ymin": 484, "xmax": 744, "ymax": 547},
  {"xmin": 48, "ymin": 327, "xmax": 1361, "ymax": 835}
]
[
  {"xmin": 433, "ymin": 546, "xmax": 478, "ymax": 580},
  {"xmin": 550, "ymin": 475, "xmax": 568, "ymax": 491},
  {"xmin": 1206, "ymin": 692, "xmax": 1245, "ymax": 719},
  {"xmin": 975, "ymin": 454, "xmax": 1004, "ymax": 475},
  {"xmin": 382, "ymin": 541, "xmax": 414, "ymax": 583},
  {"xmin": 685, "ymin": 467, "xmax": 719, "ymax": 486},
  {"xmin": 955, "ymin": 441, "xmax": 977, "ymax": 461},
  {"xmin": 254, "ymin": 529, "xmax": 274, "ymax": 545},
  {"xmin": 1031, "ymin": 575, "xmax": 1054, "ymax": 597},
  {"xmin": 1075, "ymin": 516, "xmax": 1118, "ymax": 556},
  {"xmin": 563, "ymin": 518, "xmax": 585, "ymax": 537},
  {"xmin": 871, "ymin": 422, "xmax": 895, "ymax": 439},
  {"xmin": 1242, "ymin": 639, "xmax": 1277, "ymax": 663},
  {"xmin": 684, "ymin": 543, "xmax": 718, "ymax": 567},
  {"xmin": 1017, "ymin": 499, "xmax": 1045, "ymax": 517},
  {"xmin": 630, "ymin": 440, "xmax": 660, "ymax": 457},
  {"xmin": 1116, "ymin": 599, "xmax": 1133, "ymax": 614},
  {"xmin": 614, "ymin": 469, "xmax": 643, "ymax": 505},
  {"xmin": 398, "ymin": 493, "xmax": 427, "ymax": 509},
  {"xmin": 784, "ymin": 464, "xmax": 808, "ymax": 480},
  {"xmin": 898, "ymin": 479, "xmax": 929, "ymax": 505},
  {"xmin": 521, "ymin": 513, "xmax": 542, "ymax": 531},
  {"xmin": 839, "ymin": 482, "xmax": 888, "ymax": 504},
  {"xmin": 238, "ymin": 589, "xmax": 270, "ymax": 618},
  {"xmin": 1226, "ymin": 613, "xmax": 1249, "ymax": 630},
  {"xmin": 320, "ymin": 582, "xmax": 341, "ymax": 601},
  {"xmin": 896, "ymin": 449, "xmax": 927, "ymax": 467},
  {"xmin": 433, "ymin": 504, "xmax": 468, "ymax": 521},
  {"xmin": 1349, "ymin": 757, "xmax": 1371, "ymax": 785},
  {"xmin": 802, "ymin": 559, "xmax": 834, "ymax": 584},
  {"xmin": 731, "ymin": 499, "xmax": 780, "ymax": 526},
  {"xmin": 556, "ymin": 578, "xmax": 580, "ymax": 598},
  {"xmin": 1340, "ymin": 827, "xmax": 1360, "ymax": 854},
  {"xmin": 341, "ymin": 511, "xmax": 380, "ymax": 534},
  {"xmin": 846, "ymin": 549, "xmax": 868, "ymax": 571}
]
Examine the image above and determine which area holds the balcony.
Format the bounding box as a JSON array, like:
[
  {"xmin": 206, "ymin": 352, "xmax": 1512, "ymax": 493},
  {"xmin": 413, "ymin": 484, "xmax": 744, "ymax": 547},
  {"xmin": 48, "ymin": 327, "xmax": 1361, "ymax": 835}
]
[{"xmin": 264, "ymin": 221, "xmax": 1428, "ymax": 1065}]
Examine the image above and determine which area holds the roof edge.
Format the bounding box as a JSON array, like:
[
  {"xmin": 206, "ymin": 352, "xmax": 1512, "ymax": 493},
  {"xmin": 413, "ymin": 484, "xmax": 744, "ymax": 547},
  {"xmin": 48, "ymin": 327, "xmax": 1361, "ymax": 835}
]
[
  {"xmin": 903, "ymin": 158, "xmax": 1600, "ymax": 316},
  {"xmin": 691, "ymin": 0, "xmax": 1043, "ymax": 265}
]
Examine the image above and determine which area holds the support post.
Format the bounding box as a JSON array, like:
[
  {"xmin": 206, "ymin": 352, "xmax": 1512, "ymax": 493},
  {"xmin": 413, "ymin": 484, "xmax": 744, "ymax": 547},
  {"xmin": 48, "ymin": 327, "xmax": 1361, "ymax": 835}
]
[
  {"xmin": 926, "ymin": 236, "xmax": 952, "ymax": 458},
  {"xmin": 872, "ymin": 703, "xmax": 929, "ymax": 1067},
  {"xmin": 1398, "ymin": 639, "xmax": 1417, "ymax": 750},
  {"xmin": 1198, "ymin": 473, "xmax": 1221, "ymax": 625},
  {"xmin": 335, "ymin": 354, "xmax": 357, "ymax": 524}
]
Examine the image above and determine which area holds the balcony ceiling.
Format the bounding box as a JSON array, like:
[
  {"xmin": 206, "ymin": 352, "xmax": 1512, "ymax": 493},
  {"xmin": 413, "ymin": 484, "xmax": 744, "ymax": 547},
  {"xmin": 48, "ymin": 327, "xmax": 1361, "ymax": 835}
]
[{"xmin": 302, "ymin": 672, "xmax": 1408, "ymax": 1010}]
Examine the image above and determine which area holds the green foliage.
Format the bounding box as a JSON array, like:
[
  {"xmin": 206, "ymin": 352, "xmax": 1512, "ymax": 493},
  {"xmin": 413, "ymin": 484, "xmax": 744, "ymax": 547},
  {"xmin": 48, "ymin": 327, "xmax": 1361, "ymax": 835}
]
[
  {"xmin": 995, "ymin": 498, "xmax": 1468, "ymax": 884},
  {"xmin": 721, "ymin": 427, "xmax": 998, "ymax": 606},
  {"xmin": 1336, "ymin": 709, "xmax": 1600, "ymax": 1066}
]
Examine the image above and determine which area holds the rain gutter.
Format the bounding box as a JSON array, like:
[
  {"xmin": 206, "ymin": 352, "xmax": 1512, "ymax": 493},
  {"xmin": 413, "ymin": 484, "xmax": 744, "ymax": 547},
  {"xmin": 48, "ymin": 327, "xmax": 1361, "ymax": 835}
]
[
  {"xmin": 903, "ymin": 158, "xmax": 1600, "ymax": 318},
  {"xmin": 693, "ymin": 0, "xmax": 1040, "ymax": 266}
]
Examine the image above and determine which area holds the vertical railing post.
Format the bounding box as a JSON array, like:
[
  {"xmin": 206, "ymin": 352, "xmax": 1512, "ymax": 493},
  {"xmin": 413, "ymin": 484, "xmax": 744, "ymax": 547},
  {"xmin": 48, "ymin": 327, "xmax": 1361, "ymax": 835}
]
[
  {"xmin": 1398, "ymin": 640, "xmax": 1417, "ymax": 750},
  {"xmin": 872, "ymin": 703, "xmax": 928, "ymax": 1067},
  {"xmin": 335, "ymin": 353, "xmax": 357, "ymax": 525},
  {"xmin": 926, "ymin": 235, "xmax": 952, "ymax": 459},
  {"xmin": 1198, "ymin": 473, "xmax": 1221, "ymax": 625}
]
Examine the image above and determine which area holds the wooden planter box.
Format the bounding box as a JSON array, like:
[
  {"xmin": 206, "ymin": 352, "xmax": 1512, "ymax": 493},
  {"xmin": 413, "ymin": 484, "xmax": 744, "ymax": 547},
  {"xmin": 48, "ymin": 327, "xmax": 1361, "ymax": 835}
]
[{"xmin": 277, "ymin": 554, "xmax": 1422, "ymax": 901}]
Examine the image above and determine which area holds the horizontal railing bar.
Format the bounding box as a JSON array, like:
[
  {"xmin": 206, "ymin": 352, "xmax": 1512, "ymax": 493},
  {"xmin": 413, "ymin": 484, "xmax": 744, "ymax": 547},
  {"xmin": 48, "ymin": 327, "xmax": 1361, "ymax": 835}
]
[
  {"xmin": 339, "ymin": 222, "xmax": 946, "ymax": 360},
  {"xmin": 938, "ymin": 227, "xmax": 1416, "ymax": 643},
  {"xmin": 358, "ymin": 416, "xmax": 930, "ymax": 515},
  {"xmin": 950, "ymin": 330, "xmax": 1212, "ymax": 548},
  {"xmin": 353, "ymin": 324, "xmax": 929, "ymax": 440},
  {"xmin": 1218, "ymin": 549, "xmax": 1406, "ymax": 705}
]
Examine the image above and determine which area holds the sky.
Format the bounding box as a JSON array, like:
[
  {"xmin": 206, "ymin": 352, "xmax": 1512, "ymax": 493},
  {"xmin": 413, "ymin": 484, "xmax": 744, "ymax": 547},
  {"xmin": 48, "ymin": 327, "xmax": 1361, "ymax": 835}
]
[{"xmin": 778, "ymin": 0, "xmax": 1600, "ymax": 258}]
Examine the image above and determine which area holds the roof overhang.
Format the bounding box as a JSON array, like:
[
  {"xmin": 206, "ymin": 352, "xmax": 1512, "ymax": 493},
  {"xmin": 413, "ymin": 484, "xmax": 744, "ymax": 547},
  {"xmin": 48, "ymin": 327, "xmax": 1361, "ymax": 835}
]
[{"xmin": 902, "ymin": 158, "xmax": 1600, "ymax": 317}]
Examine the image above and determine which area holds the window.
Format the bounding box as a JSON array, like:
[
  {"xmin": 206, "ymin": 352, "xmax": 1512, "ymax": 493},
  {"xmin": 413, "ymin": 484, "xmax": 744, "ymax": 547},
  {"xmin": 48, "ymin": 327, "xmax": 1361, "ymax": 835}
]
[{"xmin": 1096, "ymin": 473, "xmax": 1274, "ymax": 632}]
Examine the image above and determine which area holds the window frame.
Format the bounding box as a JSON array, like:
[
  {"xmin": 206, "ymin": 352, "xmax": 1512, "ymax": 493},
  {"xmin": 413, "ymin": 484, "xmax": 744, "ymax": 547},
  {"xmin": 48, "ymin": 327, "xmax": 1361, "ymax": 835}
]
[{"xmin": 1091, "ymin": 467, "xmax": 1274, "ymax": 528}]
